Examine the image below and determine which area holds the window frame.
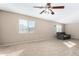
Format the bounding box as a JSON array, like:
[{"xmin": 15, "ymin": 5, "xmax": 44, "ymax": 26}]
[{"xmin": 19, "ymin": 19, "xmax": 36, "ymax": 33}]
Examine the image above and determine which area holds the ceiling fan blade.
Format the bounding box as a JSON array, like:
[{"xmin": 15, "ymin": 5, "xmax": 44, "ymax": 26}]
[
  {"xmin": 49, "ymin": 9, "xmax": 54, "ymax": 15},
  {"xmin": 52, "ymin": 6, "xmax": 64, "ymax": 9},
  {"xmin": 33, "ymin": 6, "xmax": 45, "ymax": 8},
  {"xmin": 40, "ymin": 10, "xmax": 45, "ymax": 14}
]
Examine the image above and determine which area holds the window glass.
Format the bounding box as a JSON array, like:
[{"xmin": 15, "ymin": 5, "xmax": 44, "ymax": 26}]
[
  {"xmin": 56, "ymin": 24, "xmax": 62, "ymax": 32},
  {"xmin": 19, "ymin": 19, "xmax": 28, "ymax": 33},
  {"xmin": 28, "ymin": 20, "xmax": 35, "ymax": 32}
]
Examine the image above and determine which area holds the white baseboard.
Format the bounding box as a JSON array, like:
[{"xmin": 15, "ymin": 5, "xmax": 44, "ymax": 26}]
[{"xmin": 0, "ymin": 39, "xmax": 51, "ymax": 47}]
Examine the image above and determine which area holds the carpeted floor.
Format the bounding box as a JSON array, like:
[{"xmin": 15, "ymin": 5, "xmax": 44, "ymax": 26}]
[{"xmin": 0, "ymin": 39, "xmax": 79, "ymax": 56}]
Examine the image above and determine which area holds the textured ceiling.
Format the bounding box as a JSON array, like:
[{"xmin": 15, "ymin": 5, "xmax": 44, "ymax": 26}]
[{"xmin": 0, "ymin": 3, "xmax": 79, "ymax": 24}]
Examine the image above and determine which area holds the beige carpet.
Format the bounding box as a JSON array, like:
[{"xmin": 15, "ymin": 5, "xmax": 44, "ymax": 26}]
[{"xmin": 0, "ymin": 39, "xmax": 79, "ymax": 56}]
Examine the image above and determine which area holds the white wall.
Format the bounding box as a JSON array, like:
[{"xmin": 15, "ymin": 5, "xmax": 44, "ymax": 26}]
[
  {"xmin": 65, "ymin": 23, "xmax": 79, "ymax": 39},
  {"xmin": 0, "ymin": 10, "xmax": 64, "ymax": 45}
]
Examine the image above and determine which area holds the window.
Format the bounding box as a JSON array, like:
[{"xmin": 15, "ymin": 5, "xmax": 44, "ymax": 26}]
[
  {"xmin": 28, "ymin": 20, "xmax": 36, "ymax": 32},
  {"xmin": 19, "ymin": 19, "xmax": 35, "ymax": 33},
  {"xmin": 56, "ymin": 24, "xmax": 63, "ymax": 32}
]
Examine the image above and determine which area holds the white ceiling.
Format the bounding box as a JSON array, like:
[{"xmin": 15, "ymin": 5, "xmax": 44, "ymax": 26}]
[{"xmin": 0, "ymin": 3, "xmax": 79, "ymax": 24}]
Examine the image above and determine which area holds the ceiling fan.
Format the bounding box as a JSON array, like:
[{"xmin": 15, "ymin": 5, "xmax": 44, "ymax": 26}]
[{"xmin": 33, "ymin": 3, "xmax": 64, "ymax": 15}]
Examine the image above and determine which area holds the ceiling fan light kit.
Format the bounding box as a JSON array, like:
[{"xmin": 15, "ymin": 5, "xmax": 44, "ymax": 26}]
[
  {"xmin": 51, "ymin": 12, "xmax": 54, "ymax": 15},
  {"xmin": 33, "ymin": 3, "xmax": 64, "ymax": 15}
]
